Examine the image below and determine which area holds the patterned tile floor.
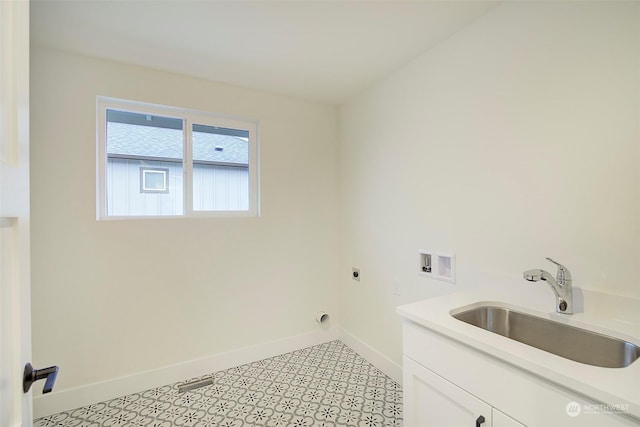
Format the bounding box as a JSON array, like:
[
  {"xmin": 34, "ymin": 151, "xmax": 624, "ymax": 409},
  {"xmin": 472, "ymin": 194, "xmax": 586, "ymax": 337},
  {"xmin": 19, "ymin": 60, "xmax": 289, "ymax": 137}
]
[{"xmin": 35, "ymin": 340, "xmax": 403, "ymax": 427}]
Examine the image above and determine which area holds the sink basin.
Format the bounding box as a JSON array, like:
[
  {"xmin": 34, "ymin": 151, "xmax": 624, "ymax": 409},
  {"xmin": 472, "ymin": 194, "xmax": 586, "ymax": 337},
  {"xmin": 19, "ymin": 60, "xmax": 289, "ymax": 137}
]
[{"xmin": 451, "ymin": 305, "xmax": 640, "ymax": 368}]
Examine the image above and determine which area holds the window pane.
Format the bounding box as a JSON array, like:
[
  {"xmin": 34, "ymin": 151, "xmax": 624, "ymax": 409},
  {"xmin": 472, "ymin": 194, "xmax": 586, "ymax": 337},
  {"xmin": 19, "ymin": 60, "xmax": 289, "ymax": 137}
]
[
  {"xmin": 141, "ymin": 168, "xmax": 168, "ymax": 192},
  {"xmin": 192, "ymin": 124, "xmax": 249, "ymax": 211},
  {"xmin": 144, "ymin": 171, "xmax": 165, "ymax": 190},
  {"xmin": 106, "ymin": 110, "xmax": 184, "ymax": 216}
]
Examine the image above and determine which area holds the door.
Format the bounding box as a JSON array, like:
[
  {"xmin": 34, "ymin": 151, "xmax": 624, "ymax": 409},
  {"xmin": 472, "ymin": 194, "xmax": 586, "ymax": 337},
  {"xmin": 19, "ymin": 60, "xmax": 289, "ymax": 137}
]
[
  {"xmin": 1, "ymin": 0, "xmax": 32, "ymax": 426},
  {"xmin": 403, "ymin": 356, "xmax": 492, "ymax": 427}
]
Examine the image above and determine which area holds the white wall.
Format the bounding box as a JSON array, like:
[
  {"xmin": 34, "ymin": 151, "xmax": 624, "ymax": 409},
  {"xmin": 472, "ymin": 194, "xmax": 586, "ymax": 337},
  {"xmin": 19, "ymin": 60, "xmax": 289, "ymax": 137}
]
[
  {"xmin": 339, "ymin": 1, "xmax": 640, "ymax": 366},
  {"xmin": 30, "ymin": 0, "xmax": 640, "ymax": 411},
  {"xmin": 30, "ymin": 47, "xmax": 339, "ymax": 393}
]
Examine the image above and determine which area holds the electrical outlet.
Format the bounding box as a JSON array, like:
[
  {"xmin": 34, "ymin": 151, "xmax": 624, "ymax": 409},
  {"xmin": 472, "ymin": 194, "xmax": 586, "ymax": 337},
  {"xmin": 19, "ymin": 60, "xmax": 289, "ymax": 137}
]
[{"xmin": 392, "ymin": 279, "xmax": 401, "ymax": 296}]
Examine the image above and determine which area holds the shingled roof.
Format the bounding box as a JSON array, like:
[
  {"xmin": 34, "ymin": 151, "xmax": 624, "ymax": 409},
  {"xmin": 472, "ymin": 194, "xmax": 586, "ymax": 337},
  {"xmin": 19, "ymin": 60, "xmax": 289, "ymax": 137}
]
[{"xmin": 106, "ymin": 122, "xmax": 249, "ymax": 165}]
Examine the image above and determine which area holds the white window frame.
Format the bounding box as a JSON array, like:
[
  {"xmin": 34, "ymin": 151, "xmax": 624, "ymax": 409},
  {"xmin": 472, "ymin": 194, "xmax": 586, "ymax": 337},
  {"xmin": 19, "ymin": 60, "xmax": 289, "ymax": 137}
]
[
  {"xmin": 140, "ymin": 167, "xmax": 169, "ymax": 193},
  {"xmin": 97, "ymin": 97, "xmax": 259, "ymax": 220}
]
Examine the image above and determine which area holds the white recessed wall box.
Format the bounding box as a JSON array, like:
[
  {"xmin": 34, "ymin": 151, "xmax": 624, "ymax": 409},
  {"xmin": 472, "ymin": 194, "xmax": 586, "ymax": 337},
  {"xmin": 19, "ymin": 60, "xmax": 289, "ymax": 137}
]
[{"xmin": 418, "ymin": 250, "xmax": 456, "ymax": 284}]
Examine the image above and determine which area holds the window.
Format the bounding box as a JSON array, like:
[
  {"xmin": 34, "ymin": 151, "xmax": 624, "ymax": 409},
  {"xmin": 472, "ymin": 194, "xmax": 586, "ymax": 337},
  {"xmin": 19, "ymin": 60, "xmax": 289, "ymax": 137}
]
[
  {"xmin": 140, "ymin": 168, "xmax": 169, "ymax": 193},
  {"xmin": 97, "ymin": 98, "xmax": 258, "ymax": 218}
]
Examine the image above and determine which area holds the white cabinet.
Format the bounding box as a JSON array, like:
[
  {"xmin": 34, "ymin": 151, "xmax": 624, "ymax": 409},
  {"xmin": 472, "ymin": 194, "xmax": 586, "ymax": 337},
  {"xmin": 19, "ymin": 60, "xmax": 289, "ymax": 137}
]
[
  {"xmin": 402, "ymin": 321, "xmax": 639, "ymax": 427},
  {"xmin": 493, "ymin": 409, "xmax": 526, "ymax": 427},
  {"xmin": 404, "ymin": 355, "xmax": 524, "ymax": 427}
]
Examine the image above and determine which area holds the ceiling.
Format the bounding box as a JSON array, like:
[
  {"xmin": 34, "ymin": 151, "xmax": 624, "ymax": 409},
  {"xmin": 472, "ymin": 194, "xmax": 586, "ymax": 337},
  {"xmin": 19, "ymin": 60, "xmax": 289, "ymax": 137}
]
[{"xmin": 31, "ymin": 0, "xmax": 500, "ymax": 105}]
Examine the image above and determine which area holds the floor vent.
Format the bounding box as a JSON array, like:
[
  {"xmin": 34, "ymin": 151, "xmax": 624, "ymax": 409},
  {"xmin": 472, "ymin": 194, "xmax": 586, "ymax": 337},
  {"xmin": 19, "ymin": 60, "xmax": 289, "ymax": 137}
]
[{"xmin": 177, "ymin": 378, "xmax": 214, "ymax": 393}]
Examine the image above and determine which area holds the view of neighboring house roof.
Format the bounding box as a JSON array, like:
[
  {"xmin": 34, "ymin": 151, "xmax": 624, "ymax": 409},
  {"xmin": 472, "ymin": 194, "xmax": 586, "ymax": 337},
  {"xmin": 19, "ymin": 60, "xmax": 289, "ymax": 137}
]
[{"xmin": 106, "ymin": 122, "xmax": 249, "ymax": 165}]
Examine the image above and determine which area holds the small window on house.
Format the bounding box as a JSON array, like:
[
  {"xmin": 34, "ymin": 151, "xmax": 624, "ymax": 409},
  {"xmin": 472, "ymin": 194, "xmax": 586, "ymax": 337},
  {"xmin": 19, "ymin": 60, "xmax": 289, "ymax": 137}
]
[
  {"xmin": 97, "ymin": 98, "xmax": 259, "ymax": 219},
  {"xmin": 140, "ymin": 168, "xmax": 169, "ymax": 193}
]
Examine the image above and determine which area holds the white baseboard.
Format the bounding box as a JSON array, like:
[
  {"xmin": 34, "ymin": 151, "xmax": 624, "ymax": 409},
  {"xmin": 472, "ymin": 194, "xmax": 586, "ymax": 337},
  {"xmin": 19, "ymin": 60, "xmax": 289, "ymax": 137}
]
[
  {"xmin": 34, "ymin": 327, "xmax": 340, "ymax": 419},
  {"xmin": 339, "ymin": 328, "xmax": 403, "ymax": 385}
]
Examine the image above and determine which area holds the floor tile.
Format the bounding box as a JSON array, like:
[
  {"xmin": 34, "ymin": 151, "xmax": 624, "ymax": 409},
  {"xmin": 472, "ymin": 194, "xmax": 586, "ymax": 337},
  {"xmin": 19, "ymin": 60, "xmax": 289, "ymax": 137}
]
[{"xmin": 35, "ymin": 340, "xmax": 403, "ymax": 426}]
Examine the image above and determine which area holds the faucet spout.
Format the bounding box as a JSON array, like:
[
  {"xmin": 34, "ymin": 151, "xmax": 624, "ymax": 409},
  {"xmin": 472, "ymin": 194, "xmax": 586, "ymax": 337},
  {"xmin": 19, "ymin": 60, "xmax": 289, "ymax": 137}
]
[{"xmin": 523, "ymin": 260, "xmax": 573, "ymax": 314}]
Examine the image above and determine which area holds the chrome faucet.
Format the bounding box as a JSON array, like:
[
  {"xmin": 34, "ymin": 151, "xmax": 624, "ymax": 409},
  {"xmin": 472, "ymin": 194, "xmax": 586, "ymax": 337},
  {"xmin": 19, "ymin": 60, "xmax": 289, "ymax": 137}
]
[{"xmin": 523, "ymin": 258, "xmax": 573, "ymax": 314}]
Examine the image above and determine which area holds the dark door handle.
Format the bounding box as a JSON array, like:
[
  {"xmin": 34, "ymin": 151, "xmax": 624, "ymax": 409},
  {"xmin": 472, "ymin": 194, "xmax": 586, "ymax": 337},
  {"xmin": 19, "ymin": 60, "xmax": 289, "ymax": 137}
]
[
  {"xmin": 476, "ymin": 415, "xmax": 486, "ymax": 427},
  {"xmin": 23, "ymin": 363, "xmax": 59, "ymax": 394}
]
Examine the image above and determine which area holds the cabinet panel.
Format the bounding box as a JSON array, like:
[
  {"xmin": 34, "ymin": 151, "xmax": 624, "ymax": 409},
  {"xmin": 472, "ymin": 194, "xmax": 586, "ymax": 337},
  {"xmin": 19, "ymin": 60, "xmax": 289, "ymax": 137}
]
[
  {"xmin": 404, "ymin": 356, "xmax": 492, "ymax": 427},
  {"xmin": 493, "ymin": 408, "xmax": 526, "ymax": 427}
]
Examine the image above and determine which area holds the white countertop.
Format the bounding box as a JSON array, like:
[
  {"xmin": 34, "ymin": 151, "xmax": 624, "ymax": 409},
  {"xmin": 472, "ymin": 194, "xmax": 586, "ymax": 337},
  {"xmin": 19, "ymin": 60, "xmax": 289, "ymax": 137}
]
[{"xmin": 396, "ymin": 290, "xmax": 640, "ymax": 421}]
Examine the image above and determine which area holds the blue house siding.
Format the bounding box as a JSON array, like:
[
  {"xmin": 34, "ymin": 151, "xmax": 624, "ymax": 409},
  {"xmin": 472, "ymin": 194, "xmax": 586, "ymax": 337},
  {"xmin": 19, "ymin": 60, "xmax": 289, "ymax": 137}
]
[
  {"xmin": 107, "ymin": 158, "xmax": 184, "ymax": 216},
  {"xmin": 193, "ymin": 163, "xmax": 249, "ymax": 211},
  {"xmin": 107, "ymin": 158, "xmax": 248, "ymax": 216}
]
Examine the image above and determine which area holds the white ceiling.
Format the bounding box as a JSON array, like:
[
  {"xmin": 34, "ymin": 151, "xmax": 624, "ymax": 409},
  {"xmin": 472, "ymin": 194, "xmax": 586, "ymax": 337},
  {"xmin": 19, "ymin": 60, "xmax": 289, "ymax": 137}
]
[{"xmin": 31, "ymin": 0, "xmax": 499, "ymax": 105}]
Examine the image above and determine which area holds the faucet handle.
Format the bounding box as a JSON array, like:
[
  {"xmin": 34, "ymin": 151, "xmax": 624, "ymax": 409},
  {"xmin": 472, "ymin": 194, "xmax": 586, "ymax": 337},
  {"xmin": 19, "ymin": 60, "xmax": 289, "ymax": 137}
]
[
  {"xmin": 545, "ymin": 257, "xmax": 563, "ymax": 267},
  {"xmin": 545, "ymin": 257, "xmax": 571, "ymax": 284}
]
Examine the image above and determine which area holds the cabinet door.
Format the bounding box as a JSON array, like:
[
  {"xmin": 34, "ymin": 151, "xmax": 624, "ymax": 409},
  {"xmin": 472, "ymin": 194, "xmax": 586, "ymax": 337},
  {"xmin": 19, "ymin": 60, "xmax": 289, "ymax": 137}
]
[
  {"xmin": 493, "ymin": 408, "xmax": 526, "ymax": 427},
  {"xmin": 403, "ymin": 356, "xmax": 492, "ymax": 427}
]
